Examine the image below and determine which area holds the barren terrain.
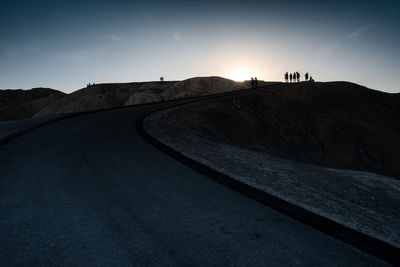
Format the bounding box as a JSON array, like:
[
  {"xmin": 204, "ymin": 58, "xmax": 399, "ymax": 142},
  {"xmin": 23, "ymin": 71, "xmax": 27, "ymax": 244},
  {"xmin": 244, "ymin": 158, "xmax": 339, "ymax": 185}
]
[
  {"xmin": 0, "ymin": 77, "xmax": 257, "ymax": 121},
  {"xmin": 147, "ymin": 82, "xmax": 400, "ymax": 178},
  {"xmin": 144, "ymin": 82, "xmax": 400, "ymax": 248},
  {"xmin": 36, "ymin": 77, "xmax": 250, "ymax": 116},
  {"xmin": 0, "ymin": 88, "xmax": 65, "ymax": 121}
]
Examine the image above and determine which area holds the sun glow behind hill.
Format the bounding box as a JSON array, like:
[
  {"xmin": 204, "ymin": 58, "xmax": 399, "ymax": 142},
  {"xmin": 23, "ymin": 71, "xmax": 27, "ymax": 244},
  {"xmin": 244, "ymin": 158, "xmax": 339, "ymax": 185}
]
[
  {"xmin": 225, "ymin": 70, "xmax": 257, "ymax": 82},
  {"xmin": 1, "ymin": 1, "xmax": 399, "ymax": 93}
]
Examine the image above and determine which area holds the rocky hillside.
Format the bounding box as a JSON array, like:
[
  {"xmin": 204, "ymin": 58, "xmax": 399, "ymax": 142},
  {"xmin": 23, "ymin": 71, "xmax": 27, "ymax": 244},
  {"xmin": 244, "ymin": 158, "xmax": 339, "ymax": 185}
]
[
  {"xmin": 145, "ymin": 82, "xmax": 400, "ymax": 178},
  {"xmin": 0, "ymin": 77, "xmax": 250, "ymax": 121},
  {"xmin": 0, "ymin": 88, "xmax": 65, "ymax": 121},
  {"xmin": 37, "ymin": 77, "xmax": 247, "ymax": 116}
]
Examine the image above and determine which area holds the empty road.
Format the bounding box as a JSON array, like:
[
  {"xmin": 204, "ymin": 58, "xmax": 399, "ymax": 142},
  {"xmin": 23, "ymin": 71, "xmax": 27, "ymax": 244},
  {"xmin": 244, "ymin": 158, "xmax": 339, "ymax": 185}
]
[{"xmin": 0, "ymin": 98, "xmax": 386, "ymax": 266}]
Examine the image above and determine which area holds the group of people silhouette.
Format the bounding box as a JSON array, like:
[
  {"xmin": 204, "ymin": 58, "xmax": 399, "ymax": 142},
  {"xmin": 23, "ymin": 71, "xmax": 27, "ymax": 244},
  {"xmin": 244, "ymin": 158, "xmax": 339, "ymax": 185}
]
[
  {"xmin": 250, "ymin": 77, "xmax": 258, "ymax": 88},
  {"xmin": 284, "ymin": 72, "xmax": 314, "ymax": 83}
]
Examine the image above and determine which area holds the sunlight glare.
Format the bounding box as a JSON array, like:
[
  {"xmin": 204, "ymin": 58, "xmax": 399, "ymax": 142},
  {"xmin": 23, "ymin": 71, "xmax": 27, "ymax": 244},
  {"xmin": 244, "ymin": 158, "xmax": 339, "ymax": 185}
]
[{"xmin": 226, "ymin": 70, "xmax": 255, "ymax": 82}]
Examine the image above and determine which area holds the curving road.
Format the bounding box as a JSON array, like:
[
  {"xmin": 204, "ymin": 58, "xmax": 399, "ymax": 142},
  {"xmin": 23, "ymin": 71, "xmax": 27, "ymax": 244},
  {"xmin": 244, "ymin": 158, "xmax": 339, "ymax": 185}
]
[{"xmin": 0, "ymin": 96, "xmax": 386, "ymax": 265}]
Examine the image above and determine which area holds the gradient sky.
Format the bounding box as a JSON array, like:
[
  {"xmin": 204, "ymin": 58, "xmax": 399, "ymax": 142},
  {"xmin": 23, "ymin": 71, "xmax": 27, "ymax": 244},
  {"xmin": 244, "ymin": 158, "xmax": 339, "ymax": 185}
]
[{"xmin": 1, "ymin": 0, "xmax": 399, "ymax": 93}]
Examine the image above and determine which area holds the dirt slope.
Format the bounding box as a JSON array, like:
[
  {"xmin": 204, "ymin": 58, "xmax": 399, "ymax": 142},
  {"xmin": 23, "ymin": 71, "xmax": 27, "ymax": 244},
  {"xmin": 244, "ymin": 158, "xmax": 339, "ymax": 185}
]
[
  {"xmin": 37, "ymin": 77, "xmax": 246, "ymax": 116},
  {"xmin": 148, "ymin": 82, "xmax": 400, "ymax": 178},
  {"xmin": 0, "ymin": 88, "xmax": 65, "ymax": 121},
  {"xmin": 144, "ymin": 82, "xmax": 400, "ymax": 248}
]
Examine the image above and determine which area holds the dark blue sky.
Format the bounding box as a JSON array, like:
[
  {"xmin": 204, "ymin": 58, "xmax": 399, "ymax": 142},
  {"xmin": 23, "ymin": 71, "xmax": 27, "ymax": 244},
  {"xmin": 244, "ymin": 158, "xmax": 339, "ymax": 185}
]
[{"xmin": 1, "ymin": 0, "xmax": 399, "ymax": 92}]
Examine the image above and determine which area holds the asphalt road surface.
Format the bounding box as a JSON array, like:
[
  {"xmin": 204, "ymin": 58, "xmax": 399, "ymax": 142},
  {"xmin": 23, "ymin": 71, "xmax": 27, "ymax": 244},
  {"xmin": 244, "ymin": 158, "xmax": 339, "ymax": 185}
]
[{"xmin": 0, "ymin": 98, "xmax": 386, "ymax": 266}]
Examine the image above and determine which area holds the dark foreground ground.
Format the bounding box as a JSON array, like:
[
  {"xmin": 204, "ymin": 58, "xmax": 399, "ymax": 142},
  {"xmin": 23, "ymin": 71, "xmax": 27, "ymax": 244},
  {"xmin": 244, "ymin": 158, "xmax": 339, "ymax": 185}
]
[{"xmin": 0, "ymin": 97, "xmax": 385, "ymax": 265}]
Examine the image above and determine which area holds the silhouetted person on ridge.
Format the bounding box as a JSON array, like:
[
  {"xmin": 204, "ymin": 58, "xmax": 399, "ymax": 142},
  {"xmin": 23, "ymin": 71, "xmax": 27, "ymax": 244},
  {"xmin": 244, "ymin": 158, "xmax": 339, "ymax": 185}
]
[
  {"xmin": 309, "ymin": 76, "xmax": 314, "ymax": 82},
  {"xmin": 305, "ymin": 73, "xmax": 309, "ymax": 81},
  {"xmin": 251, "ymin": 77, "xmax": 254, "ymax": 89},
  {"xmin": 254, "ymin": 77, "xmax": 258, "ymax": 88},
  {"xmin": 297, "ymin": 72, "xmax": 300, "ymax": 82},
  {"xmin": 160, "ymin": 77, "xmax": 164, "ymax": 82},
  {"xmin": 289, "ymin": 73, "xmax": 293, "ymax": 83},
  {"xmin": 284, "ymin": 72, "xmax": 289, "ymax": 83}
]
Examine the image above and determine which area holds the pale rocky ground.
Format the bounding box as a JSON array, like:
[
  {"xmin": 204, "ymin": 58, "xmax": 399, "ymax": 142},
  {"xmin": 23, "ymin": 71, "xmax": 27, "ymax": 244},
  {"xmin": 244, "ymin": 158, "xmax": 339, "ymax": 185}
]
[
  {"xmin": 144, "ymin": 82, "xmax": 400, "ymax": 248},
  {"xmin": 36, "ymin": 77, "xmax": 249, "ymax": 116},
  {"xmin": 0, "ymin": 76, "xmax": 263, "ymax": 148},
  {"xmin": 1, "ymin": 77, "xmax": 279, "ymax": 122},
  {"xmin": 0, "ymin": 77, "xmax": 251, "ymax": 121}
]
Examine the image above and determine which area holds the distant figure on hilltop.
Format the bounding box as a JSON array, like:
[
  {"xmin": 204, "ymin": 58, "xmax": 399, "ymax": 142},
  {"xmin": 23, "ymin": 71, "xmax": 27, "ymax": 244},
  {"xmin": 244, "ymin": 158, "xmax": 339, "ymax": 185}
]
[
  {"xmin": 160, "ymin": 77, "xmax": 164, "ymax": 82},
  {"xmin": 251, "ymin": 77, "xmax": 254, "ymax": 88},
  {"xmin": 284, "ymin": 71, "xmax": 313, "ymax": 83},
  {"xmin": 254, "ymin": 77, "xmax": 258, "ymax": 88}
]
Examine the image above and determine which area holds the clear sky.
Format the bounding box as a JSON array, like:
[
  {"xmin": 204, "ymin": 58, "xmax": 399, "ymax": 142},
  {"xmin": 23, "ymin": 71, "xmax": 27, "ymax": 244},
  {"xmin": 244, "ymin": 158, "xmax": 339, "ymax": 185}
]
[{"xmin": 1, "ymin": 0, "xmax": 399, "ymax": 93}]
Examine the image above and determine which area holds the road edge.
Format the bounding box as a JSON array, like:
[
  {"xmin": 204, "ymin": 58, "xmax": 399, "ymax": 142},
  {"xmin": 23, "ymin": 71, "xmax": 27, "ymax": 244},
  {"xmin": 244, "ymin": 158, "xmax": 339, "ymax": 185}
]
[{"xmin": 136, "ymin": 100, "xmax": 399, "ymax": 265}]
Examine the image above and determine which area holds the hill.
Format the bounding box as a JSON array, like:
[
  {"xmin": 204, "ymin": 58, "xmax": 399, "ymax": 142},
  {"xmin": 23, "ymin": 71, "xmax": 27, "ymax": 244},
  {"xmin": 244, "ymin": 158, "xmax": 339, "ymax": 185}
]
[
  {"xmin": 143, "ymin": 81, "xmax": 400, "ymax": 248},
  {"xmin": 145, "ymin": 81, "xmax": 400, "ymax": 178},
  {"xmin": 0, "ymin": 88, "xmax": 65, "ymax": 121},
  {"xmin": 36, "ymin": 77, "xmax": 247, "ymax": 116}
]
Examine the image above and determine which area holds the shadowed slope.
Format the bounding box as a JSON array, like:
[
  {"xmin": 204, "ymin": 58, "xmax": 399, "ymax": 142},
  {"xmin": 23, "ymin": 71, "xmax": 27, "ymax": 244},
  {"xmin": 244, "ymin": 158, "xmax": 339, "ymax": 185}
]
[
  {"xmin": 0, "ymin": 88, "xmax": 65, "ymax": 121},
  {"xmin": 143, "ymin": 82, "xmax": 400, "ymax": 253},
  {"xmin": 154, "ymin": 82, "xmax": 400, "ymax": 178}
]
